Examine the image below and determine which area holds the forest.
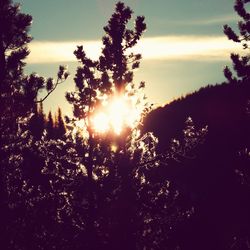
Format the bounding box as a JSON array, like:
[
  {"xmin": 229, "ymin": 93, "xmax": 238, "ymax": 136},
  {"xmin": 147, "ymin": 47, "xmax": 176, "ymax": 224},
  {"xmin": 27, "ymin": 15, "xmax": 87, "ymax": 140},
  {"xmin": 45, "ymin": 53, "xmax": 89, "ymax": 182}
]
[{"xmin": 0, "ymin": 0, "xmax": 250, "ymax": 249}]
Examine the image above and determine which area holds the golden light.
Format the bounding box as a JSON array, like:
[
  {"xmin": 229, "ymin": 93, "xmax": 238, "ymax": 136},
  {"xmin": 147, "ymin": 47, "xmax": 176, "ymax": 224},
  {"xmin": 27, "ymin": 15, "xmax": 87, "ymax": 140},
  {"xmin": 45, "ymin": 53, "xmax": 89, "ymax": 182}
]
[
  {"xmin": 75, "ymin": 119, "xmax": 85, "ymax": 129},
  {"xmin": 92, "ymin": 112, "xmax": 109, "ymax": 133},
  {"xmin": 91, "ymin": 95, "xmax": 142, "ymax": 135},
  {"xmin": 111, "ymin": 144, "xmax": 118, "ymax": 152},
  {"xmin": 109, "ymin": 97, "xmax": 129, "ymax": 135}
]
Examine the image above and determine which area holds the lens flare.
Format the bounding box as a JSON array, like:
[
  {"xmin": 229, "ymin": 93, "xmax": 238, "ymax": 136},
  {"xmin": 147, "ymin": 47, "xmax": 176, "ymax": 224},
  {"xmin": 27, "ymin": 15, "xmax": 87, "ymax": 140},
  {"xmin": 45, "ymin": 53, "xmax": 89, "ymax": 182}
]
[
  {"xmin": 91, "ymin": 95, "xmax": 141, "ymax": 135},
  {"xmin": 92, "ymin": 112, "xmax": 109, "ymax": 133}
]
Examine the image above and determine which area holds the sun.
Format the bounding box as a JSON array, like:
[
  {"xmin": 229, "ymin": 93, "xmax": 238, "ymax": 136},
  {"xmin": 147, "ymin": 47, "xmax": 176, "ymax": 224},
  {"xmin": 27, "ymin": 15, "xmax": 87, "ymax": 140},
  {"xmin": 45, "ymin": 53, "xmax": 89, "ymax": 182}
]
[
  {"xmin": 91, "ymin": 112, "xmax": 109, "ymax": 133},
  {"xmin": 91, "ymin": 95, "xmax": 142, "ymax": 135}
]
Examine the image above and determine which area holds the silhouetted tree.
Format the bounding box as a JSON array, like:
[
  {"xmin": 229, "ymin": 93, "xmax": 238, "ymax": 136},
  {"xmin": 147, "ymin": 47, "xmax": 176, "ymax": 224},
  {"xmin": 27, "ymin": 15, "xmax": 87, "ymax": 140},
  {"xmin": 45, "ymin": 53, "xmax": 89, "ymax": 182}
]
[
  {"xmin": 0, "ymin": 1, "xmax": 33, "ymax": 246},
  {"xmin": 0, "ymin": 0, "xmax": 32, "ymax": 91},
  {"xmin": 64, "ymin": 2, "xmax": 208, "ymax": 250},
  {"xmin": 223, "ymin": 0, "xmax": 250, "ymax": 84},
  {"xmin": 223, "ymin": 1, "xmax": 250, "ymax": 248},
  {"xmin": 55, "ymin": 108, "xmax": 66, "ymax": 139},
  {"xmin": 65, "ymin": 2, "xmax": 147, "ymax": 248},
  {"xmin": 0, "ymin": 0, "xmax": 68, "ymax": 248},
  {"xmin": 29, "ymin": 102, "xmax": 46, "ymax": 139},
  {"xmin": 46, "ymin": 111, "xmax": 55, "ymax": 139}
]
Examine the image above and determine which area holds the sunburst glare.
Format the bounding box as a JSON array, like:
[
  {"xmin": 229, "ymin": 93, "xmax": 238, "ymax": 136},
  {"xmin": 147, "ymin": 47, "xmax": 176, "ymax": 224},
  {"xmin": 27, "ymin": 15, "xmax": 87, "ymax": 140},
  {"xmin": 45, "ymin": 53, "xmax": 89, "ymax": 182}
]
[
  {"xmin": 91, "ymin": 94, "xmax": 142, "ymax": 135},
  {"xmin": 92, "ymin": 112, "xmax": 109, "ymax": 133}
]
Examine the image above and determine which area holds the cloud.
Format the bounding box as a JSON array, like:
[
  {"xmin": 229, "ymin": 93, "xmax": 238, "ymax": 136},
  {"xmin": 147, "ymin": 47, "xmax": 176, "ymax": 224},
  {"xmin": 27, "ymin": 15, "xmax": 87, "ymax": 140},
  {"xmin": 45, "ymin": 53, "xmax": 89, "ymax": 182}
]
[
  {"xmin": 192, "ymin": 14, "xmax": 238, "ymax": 25},
  {"xmin": 27, "ymin": 35, "xmax": 240, "ymax": 64},
  {"xmin": 27, "ymin": 40, "xmax": 102, "ymax": 64},
  {"xmin": 156, "ymin": 14, "xmax": 238, "ymax": 26},
  {"xmin": 170, "ymin": 14, "xmax": 238, "ymax": 26},
  {"xmin": 137, "ymin": 36, "xmax": 240, "ymax": 61}
]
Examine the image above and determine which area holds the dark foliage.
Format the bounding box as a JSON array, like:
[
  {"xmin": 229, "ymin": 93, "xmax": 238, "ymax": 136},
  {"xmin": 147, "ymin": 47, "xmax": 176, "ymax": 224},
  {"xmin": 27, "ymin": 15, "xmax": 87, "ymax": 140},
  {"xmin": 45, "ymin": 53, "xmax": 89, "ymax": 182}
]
[
  {"xmin": 64, "ymin": 2, "xmax": 150, "ymax": 249},
  {"xmin": 46, "ymin": 111, "xmax": 54, "ymax": 139},
  {"xmin": 144, "ymin": 81, "xmax": 250, "ymax": 249},
  {"xmin": 0, "ymin": 0, "xmax": 68, "ymax": 248},
  {"xmin": 223, "ymin": 0, "xmax": 250, "ymax": 84},
  {"xmin": 29, "ymin": 106, "xmax": 67, "ymax": 140},
  {"xmin": 142, "ymin": 2, "xmax": 250, "ymax": 248},
  {"xmin": 55, "ymin": 108, "xmax": 66, "ymax": 139},
  {"xmin": 62, "ymin": 2, "xmax": 208, "ymax": 249},
  {"xmin": 29, "ymin": 103, "xmax": 45, "ymax": 140}
]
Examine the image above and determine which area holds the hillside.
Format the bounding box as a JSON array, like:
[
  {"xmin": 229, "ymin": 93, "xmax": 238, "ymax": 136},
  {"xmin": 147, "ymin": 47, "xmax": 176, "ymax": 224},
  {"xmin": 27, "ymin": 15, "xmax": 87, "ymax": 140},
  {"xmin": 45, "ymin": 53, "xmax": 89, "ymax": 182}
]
[
  {"xmin": 145, "ymin": 81, "xmax": 250, "ymax": 151},
  {"xmin": 143, "ymin": 81, "xmax": 250, "ymax": 249}
]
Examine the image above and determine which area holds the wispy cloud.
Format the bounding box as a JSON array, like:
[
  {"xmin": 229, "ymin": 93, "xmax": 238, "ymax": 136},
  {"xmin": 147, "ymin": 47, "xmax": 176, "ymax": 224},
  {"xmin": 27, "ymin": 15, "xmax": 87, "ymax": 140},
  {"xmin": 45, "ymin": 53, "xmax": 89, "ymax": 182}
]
[
  {"xmin": 28, "ymin": 40, "xmax": 102, "ymax": 64},
  {"xmin": 27, "ymin": 35, "xmax": 240, "ymax": 64},
  {"xmin": 173, "ymin": 14, "xmax": 238, "ymax": 26},
  {"xmin": 196, "ymin": 14, "xmax": 238, "ymax": 25},
  {"xmin": 137, "ymin": 36, "xmax": 240, "ymax": 61},
  {"xmin": 156, "ymin": 14, "xmax": 238, "ymax": 26}
]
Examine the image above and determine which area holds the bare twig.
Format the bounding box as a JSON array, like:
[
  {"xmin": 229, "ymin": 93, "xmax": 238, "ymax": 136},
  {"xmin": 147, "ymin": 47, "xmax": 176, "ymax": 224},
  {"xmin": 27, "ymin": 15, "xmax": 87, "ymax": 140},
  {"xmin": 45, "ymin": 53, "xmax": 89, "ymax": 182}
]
[{"xmin": 35, "ymin": 77, "xmax": 66, "ymax": 103}]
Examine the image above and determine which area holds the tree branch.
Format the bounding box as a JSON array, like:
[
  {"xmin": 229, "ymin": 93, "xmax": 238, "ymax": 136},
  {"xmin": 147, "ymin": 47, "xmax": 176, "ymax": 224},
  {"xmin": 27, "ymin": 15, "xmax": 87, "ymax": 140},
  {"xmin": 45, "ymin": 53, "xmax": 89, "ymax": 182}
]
[{"xmin": 35, "ymin": 77, "xmax": 66, "ymax": 103}]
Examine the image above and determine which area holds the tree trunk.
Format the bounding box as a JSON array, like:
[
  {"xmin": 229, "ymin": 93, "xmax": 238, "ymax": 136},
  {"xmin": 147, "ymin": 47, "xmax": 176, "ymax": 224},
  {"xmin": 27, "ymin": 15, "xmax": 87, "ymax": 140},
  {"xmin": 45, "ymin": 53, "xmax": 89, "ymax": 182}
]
[
  {"xmin": 85, "ymin": 136, "xmax": 97, "ymax": 250},
  {"xmin": 110, "ymin": 154, "xmax": 137, "ymax": 250},
  {"xmin": 0, "ymin": 37, "xmax": 6, "ymax": 94}
]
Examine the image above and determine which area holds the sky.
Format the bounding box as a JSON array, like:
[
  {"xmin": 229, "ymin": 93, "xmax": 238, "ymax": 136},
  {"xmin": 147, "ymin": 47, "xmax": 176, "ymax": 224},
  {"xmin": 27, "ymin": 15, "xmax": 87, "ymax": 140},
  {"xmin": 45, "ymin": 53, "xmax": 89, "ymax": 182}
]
[{"xmin": 18, "ymin": 0, "xmax": 241, "ymax": 115}]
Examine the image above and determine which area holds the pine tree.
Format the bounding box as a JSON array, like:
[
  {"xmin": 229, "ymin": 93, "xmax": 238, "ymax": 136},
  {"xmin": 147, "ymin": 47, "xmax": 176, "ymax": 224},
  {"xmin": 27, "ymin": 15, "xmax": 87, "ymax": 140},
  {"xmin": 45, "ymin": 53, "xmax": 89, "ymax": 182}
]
[
  {"xmin": 29, "ymin": 102, "xmax": 46, "ymax": 139},
  {"xmin": 65, "ymin": 2, "xmax": 146, "ymax": 248},
  {"xmin": 0, "ymin": 1, "xmax": 68, "ymax": 248},
  {"xmin": 0, "ymin": 0, "xmax": 69, "ymax": 150},
  {"xmin": 65, "ymin": 2, "xmax": 208, "ymax": 249},
  {"xmin": 0, "ymin": 0, "xmax": 69, "ymax": 141},
  {"xmin": 223, "ymin": 0, "xmax": 250, "ymax": 84},
  {"xmin": 0, "ymin": 0, "xmax": 32, "ymax": 89},
  {"xmin": 0, "ymin": 1, "xmax": 33, "ymax": 246},
  {"xmin": 55, "ymin": 108, "xmax": 66, "ymax": 139},
  {"xmin": 46, "ymin": 111, "xmax": 54, "ymax": 139}
]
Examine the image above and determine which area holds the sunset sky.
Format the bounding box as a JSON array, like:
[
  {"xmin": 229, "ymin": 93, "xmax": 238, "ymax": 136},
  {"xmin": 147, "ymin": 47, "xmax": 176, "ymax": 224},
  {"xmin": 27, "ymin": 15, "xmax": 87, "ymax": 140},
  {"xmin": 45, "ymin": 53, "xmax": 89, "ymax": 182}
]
[{"xmin": 18, "ymin": 0, "xmax": 240, "ymax": 115}]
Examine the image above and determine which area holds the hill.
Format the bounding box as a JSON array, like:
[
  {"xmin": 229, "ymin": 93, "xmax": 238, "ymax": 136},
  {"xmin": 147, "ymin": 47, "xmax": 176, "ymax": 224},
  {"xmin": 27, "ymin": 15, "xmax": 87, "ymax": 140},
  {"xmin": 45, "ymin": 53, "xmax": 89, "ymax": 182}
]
[
  {"xmin": 143, "ymin": 81, "xmax": 250, "ymax": 249},
  {"xmin": 144, "ymin": 81, "xmax": 250, "ymax": 151}
]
